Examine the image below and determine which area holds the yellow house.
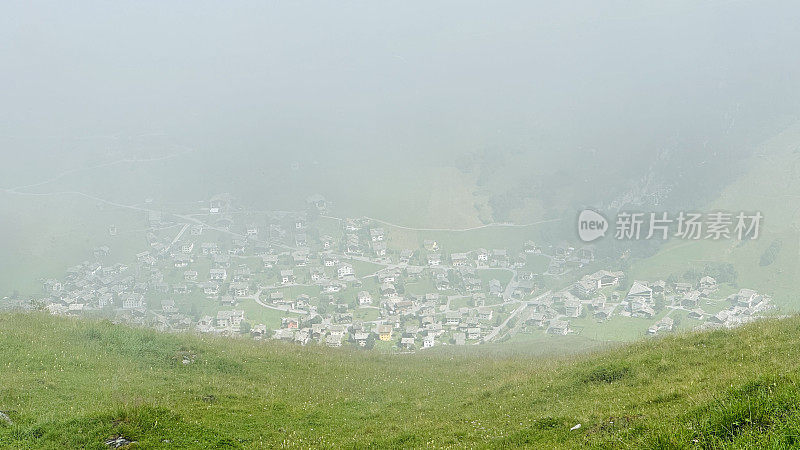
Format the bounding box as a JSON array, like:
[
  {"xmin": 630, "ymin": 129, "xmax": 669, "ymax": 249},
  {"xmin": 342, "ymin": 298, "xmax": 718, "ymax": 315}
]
[{"xmin": 377, "ymin": 324, "xmax": 393, "ymax": 341}]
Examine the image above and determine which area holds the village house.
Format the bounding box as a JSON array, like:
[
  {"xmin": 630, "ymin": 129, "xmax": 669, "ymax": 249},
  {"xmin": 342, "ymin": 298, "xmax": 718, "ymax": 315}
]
[
  {"xmin": 209, "ymin": 268, "xmax": 227, "ymax": 282},
  {"xmin": 280, "ymin": 269, "xmax": 295, "ymax": 285},
  {"xmin": 423, "ymin": 240, "xmax": 439, "ymax": 252},
  {"xmin": 435, "ymin": 272, "xmax": 451, "ymax": 291},
  {"xmin": 196, "ymin": 315, "xmax": 215, "ymax": 333},
  {"xmin": 161, "ymin": 299, "xmax": 178, "ymax": 314},
  {"xmin": 319, "ymin": 234, "xmax": 334, "ymax": 250},
  {"xmin": 463, "ymin": 276, "xmax": 481, "ymax": 293},
  {"xmin": 700, "ymin": 276, "xmax": 718, "ymax": 291},
  {"xmin": 291, "ymin": 251, "xmax": 309, "ymax": 267},
  {"xmin": 232, "ymin": 267, "xmax": 251, "ymax": 282},
  {"xmin": 523, "ymin": 240, "xmax": 539, "ymax": 253},
  {"xmin": 337, "ymin": 263, "xmax": 354, "ymax": 279},
  {"xmin": 373, "ymin": 241, "xmax": 388, "ymax": 257},
  {"xmin": 526, "ymin": 312, "xmax": 548, "ymax": 328},
  {"xmin": 711, "ymin": 310, "xmax": 730, "ymax": 324},
  {"xmin": 229, "ymin": 239, "xmax": 247, "ymax": 255},
  {"xmin": 370, "ymin": 228, "xmax": 386, "ymax": 242},
  {"xmin": 282, "ymin": 317, "xmax": 299, "ymax": 329},
  {"xmin": 274, "ymin": 329, "xmax": 295, "ymax": 341},
  {"xmin": 573, "ymin": 278, "xmax": 598, "ymax": 299},
  {"xmin": 344, "ymin": 218, "xmax": 361, "ymax": 232},
  {"xmin": 230, "ymin": 282, "xmax": 249, "ymax": 297},
  {"xmin": 518, "ymin": 271, "xmax": 534, "ymax": 282},
  {"xmin": 380, "ymin": 282, "xmax": 397, "ymax": 299},
  {"xmin": 736, "ymin": 288, "xmax": 760, "ymax": 308},
  {"xmin": 353, "ymin": 331, "xmax": 370, "ymax": 347},
  {"xmin": 295, "ymin": 294, "xmax": 311, "ymax": 309},
  {"xmin": 377, "ymin": 324, "xmax": 393, "ymax": 341},
  {"xmin": 445, "ymin": 311, "xmax": 461, "ymax": 326},
  {"xmin": 181, "ymin": 242, "xmax": 195, "ymax": 254},
  {"xmin": 630, "ymin": 300, "xmax": 655, "ymax": 318},
  {"xmin": 173, "ymin": 284, "xmax": 189, "ymax": 295},
  {"xmin": 323, "ymin": 281, "xmax": 344, "ymax": 294},
  {"xmin": 202, "ymin": 282, "xmax": 220, "ymax": 296},
  {"xmin": 251, "ymin": 324, "xmax": 268, "ymax": 339},
  {"xmin": 422, "ymin": 334, "xmax": 435, "ymax": 348},
  {"xmin": 427, "ymin": 253, "xmax": 442, "ymax": 267},
  {"xmin": 294, "ymin": 329, "xmax": 312, "ymax": 345},
  {"xmin": 377, "ymin": 270, "xmax": 399, "ymax": 284},
  {"xmin": 270, "ymin": 291, "xmax": 292, "ymax": 307},
  {"xmin": 357, "ymin": 291, "xmax": 373, "ymax": 305},
  {"xmin": 424, "ymin": 293, "xmax": 440, "ymax": 304},
  {"xmin": 215, "ymin": 310, "xmax": 245, "ymax": 332},
  {"xmin": 122, "ymin": 293, "xmax": 144, "ymax": 310},
  {"xmin": 564, "ymin": 299, "xmax": 583, "ymax": 318},
  {"xmin": 98, "ymin": 293, "xmax": 113, "ymax": 308},
  {"xmin": 547, "ymin": 320, "xmax": 570, "ymax": 335},
  {"xmin": 220, "ymin": 295, "xmax": 236, "ymax": 307},
  {"xmin": 648, "ymin": 316, "xmax": 674, "ymax": 335},
  {"xmin": 306, "ymin": 194, "xmax": 328, "ymax": 212},
  {"xmin": 489, "ymin": 279, "xmax": 503, "ymax": 297},
  {"xmin": 594, "ymin": 305, "xmax": 616, "ymax": 320},
  {"xmin": 627, "ymin": 281, "xmax": 653, "ymax": 303},
  {"xmin": 208, "ymin": 195, "xmax": 231, "ymax": 215},
  {"xmin": 651, "ymin": 280, "xmax": 667, "ymax": 295},
  {"xmin": 261, "ymin": 255, "xmax": 278, "ymax": 269},
  {"xmin": 399, "ymin": 249, "xmax": 413, "ymax": 264},
  {"xmin": 688, "ymin": 309, "xmax": 705, "ymax": 320},
  {"xmin": 682, "ymin": 291, "xmax": 700, "ymax": 308},
  {"xmin": 450, "ymin": 253, "xmax": 469, "ymax": 268},
  {"xmin": 514, "ymin": 280, "xmax": 536, "ymax": 299},
  {"xmin": 246, "ymin": 224, "xmax": 259, "ymax": 237},
  {"xmin": 406, "ymin": 266, "xmax": 424, "ymax": 281},
  {"xmin": 310, "ymin": 267, "xmax": 326, "ymax": 283},
  {"xmin": 201, "ymin": 242, "xmax": 219, "ymax": 256},
  {"xmin": 490, "ymin": 249, "xmax": 508, "ymax": 267}
]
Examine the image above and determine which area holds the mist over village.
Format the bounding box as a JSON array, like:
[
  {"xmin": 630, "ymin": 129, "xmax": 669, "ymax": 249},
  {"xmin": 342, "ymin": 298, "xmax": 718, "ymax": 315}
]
[{"xmin": 2, "ymin": 1, "xmax": 800, "ymax": 447}]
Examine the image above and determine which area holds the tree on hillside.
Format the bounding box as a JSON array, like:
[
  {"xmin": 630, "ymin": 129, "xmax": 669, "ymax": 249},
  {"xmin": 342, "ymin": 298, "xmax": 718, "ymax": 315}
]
[
  {"xmin": 760, "ymin": 240, "xmax": 782, "ymax": 267},
  {"xmin": 239, "ymin": 321, "xmax": 251, "ymax": 335}
]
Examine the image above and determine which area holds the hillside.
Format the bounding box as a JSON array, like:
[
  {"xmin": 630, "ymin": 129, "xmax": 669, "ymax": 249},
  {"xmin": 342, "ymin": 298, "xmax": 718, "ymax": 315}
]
[
  {"xmin": 3, "ymin": 314, "xmax": 800, "ymax": 448},
  {"xmin": 628, "ymin": 119, "xmax": 800, "ymax": 311}
]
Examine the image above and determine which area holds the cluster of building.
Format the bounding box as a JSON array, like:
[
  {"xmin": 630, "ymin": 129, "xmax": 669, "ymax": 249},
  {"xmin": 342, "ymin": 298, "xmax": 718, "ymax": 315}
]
[
  {"xmin": 31, "ymin": 194, "xmax": 776, "ymax": 351},
  {"xmin": 518, "ymin": 269, "xmax": 773, "ymax": 337}
]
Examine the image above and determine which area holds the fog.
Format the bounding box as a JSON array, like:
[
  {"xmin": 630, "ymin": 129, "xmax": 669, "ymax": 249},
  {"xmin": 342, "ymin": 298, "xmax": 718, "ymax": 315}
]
[
  {"xmin": 3, "ymin": 1, "xmax": 799, "ymax": 164},
  {"xmin": 6, "ymin": 3, "xmax": 800, "ymax": 443},
  {"xmin": 1, "ymin": 0, "xmax": 800, "ymax": 297}
]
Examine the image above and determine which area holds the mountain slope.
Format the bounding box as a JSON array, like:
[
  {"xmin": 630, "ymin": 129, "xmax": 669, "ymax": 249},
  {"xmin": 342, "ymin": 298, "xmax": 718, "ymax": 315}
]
[
  {"xmin": 628, "ymin": 119, "xmax": 800, "ymax": 310},
  {"xmin": 3, "ymin": 313, "xmax": 800, "ymax": 448}
]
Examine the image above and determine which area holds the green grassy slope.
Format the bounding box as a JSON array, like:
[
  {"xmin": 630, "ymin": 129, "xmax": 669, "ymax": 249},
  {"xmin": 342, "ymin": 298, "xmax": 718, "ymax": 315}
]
[
  {"xmin": 4, "ymin": 314, "xmax": 800, "ymax": 448},
  {"xmin": 629, "ymin": 120, "xmax": 800, "ymax": 310},
  {"xmin": 0, "ymin": 192, "xmax": 148, "ymax": 297}
]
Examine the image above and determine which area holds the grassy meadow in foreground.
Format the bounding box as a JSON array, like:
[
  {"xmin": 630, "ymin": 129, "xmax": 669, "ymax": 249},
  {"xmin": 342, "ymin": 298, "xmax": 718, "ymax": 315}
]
[{"xmin": 3, "ymin": 313, "xmax": 800, "ymax": 448}]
